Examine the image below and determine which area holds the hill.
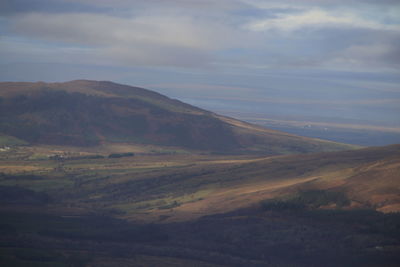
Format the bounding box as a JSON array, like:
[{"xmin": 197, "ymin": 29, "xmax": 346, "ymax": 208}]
[
  {"xmin": 0, "ymin": 143, "xmax": 399, "ymax": 266},
  {"xmin": 161, "ymin": 144, "xmax": 400, "ymax": 220},
  {"xmin": 1, "ymin": 142, "xmax": 398, "ymax": 222},
  {"xmin": 0, "ymin": 80, "xmax": 354, "ymax": 154},
  {"xmin": 76, "ymin": 143, "xmax": 398, "ymax": 222}
]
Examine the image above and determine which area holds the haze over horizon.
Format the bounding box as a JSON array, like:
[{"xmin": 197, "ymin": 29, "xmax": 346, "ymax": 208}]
[{"xmin": 1, "ymin": 0, "xmax": 399, "ymax": 129}]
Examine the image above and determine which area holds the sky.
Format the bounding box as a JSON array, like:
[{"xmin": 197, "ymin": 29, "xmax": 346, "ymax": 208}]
[{"xmin": 1, "ymin": 0, "xmax": 400, "ymax": 127}]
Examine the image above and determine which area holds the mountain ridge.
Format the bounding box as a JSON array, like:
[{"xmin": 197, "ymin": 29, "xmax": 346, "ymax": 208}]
[{"xmin": 0, "ymin": 80, "xmax": 356, "ymax": 154}]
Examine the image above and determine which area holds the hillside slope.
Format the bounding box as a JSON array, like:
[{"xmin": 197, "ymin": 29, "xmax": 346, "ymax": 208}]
[
  {"xmin": 0, "ymin": 80, "xmax": 354, "ymax": 154},
  {"xmin": 109, "ymin": 144, "xmax": 399, "ymax": 221},
  {"xmin": 2, "ymin": 144, "xmax": 396, "ymax": 223}
]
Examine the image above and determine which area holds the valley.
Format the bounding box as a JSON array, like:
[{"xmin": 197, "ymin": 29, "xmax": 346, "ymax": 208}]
[
  {"xmin": 1, "ymin": 0, "xmax": 399, "ymax": 264},
  {"xmin": 1, "ymin": 142, "xmax": 400, "ymax": 266},
  {"xmin": 0, "ymin": 81, "xmax": 399, "ymax": 266},
  {"xmin": 1, "ymin": 144, "xmax": 399, "ymax": 222}
]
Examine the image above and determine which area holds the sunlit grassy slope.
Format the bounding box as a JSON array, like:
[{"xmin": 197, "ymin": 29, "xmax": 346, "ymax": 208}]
[
  {"xmin": 1, "ymin": 144, "xmax": 398, "ymax": 223},
  {"xmin": 0, "ymin": 80, "xmax": 355, "ymax": 154}
]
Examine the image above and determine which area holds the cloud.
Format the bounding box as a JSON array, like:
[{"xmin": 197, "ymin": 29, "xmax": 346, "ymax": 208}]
[
  {"xmin": 329, "ymin": 43, "xmax": 400, "ymax": 70},
  {"xmin": 0, "ymin": 36, "xmax": 102, "ymax": 65},
  {"xmin": 242, "ymin": 0, "xmax": 400, "ymax": 8},
  {"xmin": 0, "ymin": 0, "xmax": 107, "ymax": 15},
  {"xmin": 0, "ymin": 0, "xmax": 247, "ymax": 14},
  {"xmin": 8, "ymin": 12, "xmax": 244, "ymax": 68},
  {"xmin": 57, "ymin": 0, "xmax": 247, "ymax": 10},
  {"xmin": 233, "ymin": 2, "xmax": 400, "ymax": 71},
  {"xmin": 2, "ymin": 0, "xmax": 399, "ymax": 72},
  {"xmin": 246, "ymin": 9, "xmax": 400, "ymax": 32}
]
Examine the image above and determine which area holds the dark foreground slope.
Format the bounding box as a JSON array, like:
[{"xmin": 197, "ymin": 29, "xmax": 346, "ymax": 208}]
[
  {"xmin": 1, "ymin": 208, "xmax": 399, "ymax": 267},
  {"xmin": 0, "ymin": 80, "xmax": 354, "ymax": 154}
]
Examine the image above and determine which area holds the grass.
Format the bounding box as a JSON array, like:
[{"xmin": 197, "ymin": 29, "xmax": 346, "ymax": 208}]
[
  {"xmin": 0, "ymin": 135, "xmax": 27, "ymax": 146},
  {"xmin": 111, "ymin": 188, "xmax": 214, "ymax": 213},
  {"xmin": 0, "ymin": 177, "xmax": 73, "ymax": 191},
  {"xmin": 261, "ymin": 190, "xmax": 351, "ymax": 211},
  {"xmin": 0, "ymin": 144, "xmax": 399, "ymax": 223}
]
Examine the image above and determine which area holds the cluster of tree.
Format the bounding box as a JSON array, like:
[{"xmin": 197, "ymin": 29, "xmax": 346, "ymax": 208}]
[
  {"xmin": 261, "ymin": 190, "xmax": 350, "ymax": 211},
  {"xmin": 48, "ymin": 153, "xmax": 136, "ymax": 160},
  {"xmin": 158, "ymin": 201, "xmax": 180, "ymax": 210},
  {"xmin": 108, "ymin": 152, "xmax": 134, "ymax": 158},
  {"xmin": 50, "ymin": 154, "xmax": 105, "ymax": 160}
]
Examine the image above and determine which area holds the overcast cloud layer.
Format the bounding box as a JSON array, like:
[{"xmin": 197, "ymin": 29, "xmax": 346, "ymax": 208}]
[
  {"xmin": 1, "ymin": 0, "xmax": 399, "ymax": 70},
  {"xmin": 0, "ymin": 0, "xmax": 399, "ymax": 127}
]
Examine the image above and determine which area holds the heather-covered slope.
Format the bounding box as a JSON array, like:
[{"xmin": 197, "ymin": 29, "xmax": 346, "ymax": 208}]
[{"xmin": 0, "ymin": 80, "xmax": 354, "ymax": 154}]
